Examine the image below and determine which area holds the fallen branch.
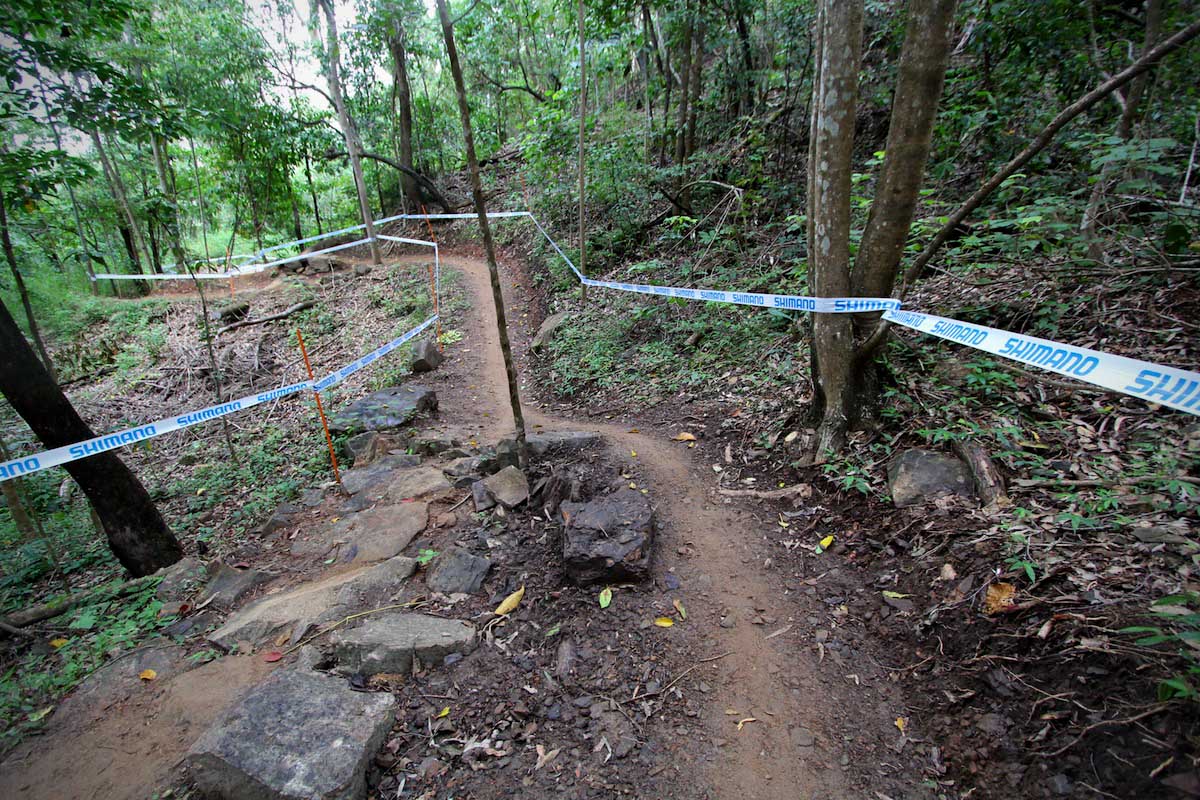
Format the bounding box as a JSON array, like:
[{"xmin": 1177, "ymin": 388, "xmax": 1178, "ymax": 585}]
[
  {"xmin": 951, "ymin": 439, "xmax": 1008, "ymax": 507},
  {"xmin": 216, "ymin": 301, "xmax": 315, "ymax": 335},
  {"xmin": 718, "ymin": 483, "xmax": 812, "ymax": 500},
  {"xmin": 1, "ymin": 574, "xmax": 159, "ymax": 630},
  {"xmin": 1013, "ymin": 475, "xmax": 1200, "ymax": 489}
]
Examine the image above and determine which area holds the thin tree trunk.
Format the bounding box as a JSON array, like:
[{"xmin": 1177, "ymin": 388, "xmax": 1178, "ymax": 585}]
[
  {"xmin": 685, "ymin": 10, "xmax": 705, "ymax": 162},
  {"xmin": 1080, "ymin": 0, "xmax": 1164, "ymax": 261},
  {"xmin": 36, "ymin": 84, "xmax": 96, "ymax": 291},
  {"xmin": 188, "ymin": 138, "xmax": 212, "ymax": 263},
  {"xmin": 150, "ymin": 133, "xmax": 189, "ymax": 272},
  {"xmin": 0, "ymin": 435, "xmax": 41, "ymax": 544},
  {"xmin": 0, "ymin": 299, "xmax": 182, "ymax": 576},
  {"xmin": 734, "ymin": 2, "xmax": 755, "ymax": 116},
  {"xmin": 436, "ymin": 0, "xmax": 528, "ymax": 469},
  {"xmin": 0, "ymin": 188, "xmax": 56, "ymax": 381},
  {"xmin": 303, "ymin": 148, "xmax": 323, "ymax": 235},
  {"xmin": 852, "ymin": 0, "xmax": 958, "ymax": 300},
  {"xmin": 807, "ymin": 0, "xmax": 863, "ymax": 457},
  {"xmin": 388, "ymin": 18, "xmax": 422, "ymax": 211},
  {"xmin": 673, "ymin": 5, "xmax": 693, "ymax": 174},
  {"xmin": 316, "ymin": 0, "xmax": 381, "ymax": 265},
  {"xmin": 92, "ymin": 130, "xmax": 151, "ymax": 280},
  {"xmin": 578, "ymin": 0, "xmax": 588, "ymax": 296}
]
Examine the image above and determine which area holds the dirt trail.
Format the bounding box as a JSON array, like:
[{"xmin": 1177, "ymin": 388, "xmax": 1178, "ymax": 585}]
[{"xmin": 437, "ymin": 252, "xmax": 851, "ymax": 800}]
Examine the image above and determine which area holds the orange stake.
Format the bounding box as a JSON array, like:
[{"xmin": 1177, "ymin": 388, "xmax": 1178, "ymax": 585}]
[
  {"xmin": 419, "ymin": 204, "xmax": 442, "ymax": 349},
  {"xmin": 296, "ymin": 329, "xmax": 342, "ymax": 489}
]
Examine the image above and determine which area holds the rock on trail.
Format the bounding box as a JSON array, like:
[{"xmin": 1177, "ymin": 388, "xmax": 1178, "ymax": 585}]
[
  {"xmin": 328, "ymin": 385, "xmax": 437, "ymax": 434},
  {"xmin": 330, "ymin": 612, "xmax": 477, "ymax": 676},
  {"xmin": 185, "ymin": 668, "xmax": 396, "ymax": 800},
  {"xmin": 561, "ymin": 488, "xmax": 655, "ymax": 584}
]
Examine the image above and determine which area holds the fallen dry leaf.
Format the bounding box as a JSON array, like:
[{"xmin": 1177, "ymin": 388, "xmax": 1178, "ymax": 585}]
[
  {"xmin": 672, "ymin": 432, "xmax": 697, "ymax": 442},
  {"xmin": 49, "ymin": 638, "xmax": 68, "ymax": 649},
  {"xmin": 138, "ymin": 669, "xmax": 157, "ymax": 681},
  {"xmin": 653, "ymin": 617, "xmax": 675, "ymax": 628},
  {"xmin": 673, "ymin": 599, "xmax": 687, "ymax": 620},
  {"xmin": 736, "ymin": 717, "xmax": 757, "ymax": 731},
  {"xmin": 263, "ymin": 651, "xmax": 283, "ymax": 663},
  {"xmin": 984, "ymin": 582, "xmax": 1017, "ymax": 615},
  {"xmin": 895, "ymin": 717, "xmax": 908, "ymax": 734},
  {"xmin": 495, "ymin": 585, "xmax": 525, "ymax": 615}
]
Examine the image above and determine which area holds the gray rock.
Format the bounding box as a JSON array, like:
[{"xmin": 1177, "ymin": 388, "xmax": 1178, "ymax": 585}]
[
  {"xmin": 472, "ymin": 481, "xmax": 496, "ymax": 512},
  {"xmin": 426, "ymin": 548, "xmax": 492, "ymax": 594},
  {"xmin": 482, "ymin": 466, "xmax": 529, "ymax": 509},
  {"xmin": 589, "ymin": 700, "xmax": 637, "ymax": 759},
  {"xmin": 199, "ymin": 563, "xmax": 275, "ymax": 611},
  {"xmin": 410, "ymin": 339, "xmax": 444, "ymax": 373},
  {"xmin": 975, "ymin": 713, "xmax": 1008, "ymax": 736},
  {"xmin": 328, "ymin": 385, "xmax": 438, "ymax": 434},
  {"xmin": 561, "ymin": 488, "xmax": 654, "ymax": 584},
  {"xmin": 887, "ymin": 449, "xmax": 975, "ymax": 508},
  {"xmin": 353, "ymin": 263, "xmax": 373, "ymax": 277},
  {"xmin": 186, "ymin": 667, "xmax": 395, "ymax": 800},
  {"xmin": 527, "ymin": 431, "xmax": 602, "ymax": 458},
  {"xmin": 410, "ymin": 432, "xmax": 457, "ymax": 455},
  {"xmin": 155, "ymin": 557, "xmax": 207, "ymax": 602},
  {"xmin": 790, "ymin": 727, "xmax": 815, "ymax": 747},
  {"xmin": 290, "ymin": 502, "xmax": 429, "ymax": 564},
  {"xmin": 299, "ymin": 488, "xmax": 326, "ymax": 508},
  {"xmin": 330, "ymin": 612, "xmax": 476, "ymax": 676},
  {"xmin": 339, "ymin": 454, "xmax": 422, "ymax": 496},
  {"xmin": 346, "ymin": 431, "xmax": 384, "ymax": 467},
  {"xmin": 1049, "ymin": 773, "xmax": 1074, "ymax": 796},
  {"xmin": 443, "ymin": 456, "xmax": 483, "ymax": 481},
  {"xmin": 261, "ymin": 502, "xmax": 301, "ymax": 537},
  {"xmin": 494, "ymin": 438, "xmax": 520, "ymax": 471},
  {"xmin": 530, "ymin": 311, "xmax": 574, "ymax": 354},
  {"xmin": 208, "ymin": 557, "xmax": 417, "ymax": 650},
  {"xmin": 212, "ymin": 302, "xmax": 250, "ymax": 324}
]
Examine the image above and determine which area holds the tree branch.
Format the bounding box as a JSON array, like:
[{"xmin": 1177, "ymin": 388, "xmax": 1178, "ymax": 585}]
[{"xmin": 323, "ymin": 149, "xmax": 454, "ymax": 212}]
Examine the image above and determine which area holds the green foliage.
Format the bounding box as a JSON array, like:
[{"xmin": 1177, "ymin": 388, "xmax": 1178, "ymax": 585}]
[
  {"xmin": 0, "ymin": 578, "xmax": 168, "ymax": 752},
  {"xmin": 1123, "ymin": 593, "xmax": 1200, "ymax": 704}
]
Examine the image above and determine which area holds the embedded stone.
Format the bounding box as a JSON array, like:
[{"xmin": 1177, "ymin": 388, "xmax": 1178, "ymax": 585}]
[
  {"xmin": 561, "ymin": 488, "xmax": 654, "ymax": 584},
  {"xmin": 330, "ymin": 612, "xmax": 476, "ymax": 676},
  {"xmin": 887, "ymin": 449, "xmax": 974, "ymax": 508},
  {"xmin": 328, "ymin": 386, "xmax": 437, "ymax": 434}
]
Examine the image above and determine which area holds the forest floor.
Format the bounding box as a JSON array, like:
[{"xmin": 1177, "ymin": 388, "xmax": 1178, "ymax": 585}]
[{"xmin": 0, "ymin": 229, "xmax": 1196, "ymax": 800}]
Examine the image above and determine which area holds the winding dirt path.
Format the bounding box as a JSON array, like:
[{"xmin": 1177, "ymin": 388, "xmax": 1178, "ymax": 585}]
[{"xmin": 435, "ymin": 252, "xmax": 852, "ymax": 800}]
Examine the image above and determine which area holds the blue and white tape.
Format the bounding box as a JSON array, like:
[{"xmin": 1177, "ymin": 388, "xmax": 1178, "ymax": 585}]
[
  {"xmin": 0, "ymin": 316, "xmax": 438, "ymax": 481},
  {"xmin": 581, "ymin": 277, "xmax": 899, "ymax": 313},
  {"xmin": 883, "ymin": 310, "xmax": 1200, "ymax": 415}
]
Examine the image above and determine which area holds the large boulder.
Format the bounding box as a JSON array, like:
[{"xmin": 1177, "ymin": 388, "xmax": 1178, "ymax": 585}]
[
  {"xmin": 330, "ymin": 612, "xmax": 476, "ymax": 676},
  {"xmin": 155, "ymin": 557, "xmax": 207, "ymax": 602},
  {"xmin": 340, "ymin": 454, "xmax": 422, "ymax": 496},
  {"xmin": 185, "ymin": 667, "xmax": 395, "ymax": 800},
  {"xmin": 328, "ymin": 385, "xmax": 437, "ymax": 434},
  {"xmin": 410, "ymin": 339, "xmax": 444, "ymax": 373},
  {"xmin": 530, "ymin": 312, "xmax": 574, "ymax": 354},
  {"xmin": 426, "ymin": 548, "xmax": 492, "ymax": 595},
  {"xmin": 887, "ymin": 449, "xmax": 975, "ymax": 508},
  {"xmin": 198, "ymin": 563, "xmax": 275, "ymax": 611},
  {"xmin": 290, "ymin": 502, "xmax": 428, "ymax": 564},
  {"xmin": 561, "ymin": 488, "xmax": 654, "ymax": 584},
  {"xmin": 207, "ymin": 557, "xmax": 417, "ymax": 651}
]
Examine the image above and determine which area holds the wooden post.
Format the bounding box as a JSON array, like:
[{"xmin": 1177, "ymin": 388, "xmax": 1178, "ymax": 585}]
[{"xmin": 296, "ymin": 329, "xmax": 343, "ymax": 489}]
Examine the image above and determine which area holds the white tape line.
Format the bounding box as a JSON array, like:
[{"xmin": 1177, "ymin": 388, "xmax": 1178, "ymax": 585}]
[
  {"xmin": 581, "ymin": 277, "xmax": 899, "ymax": 313},
  {"xmin": 94, "ymin": 238, "xmax": 377, "ymax": 280},
  {"xmin": 884, "ymin": 309, "xmax": 1200, "ymax": 416},
  {"xmin": 0, "ymin": 315, "xmax": 439, "ymax": 481},
  {"xmin": 377, "ymin": 235, "xmax": 438, "ymax": 247},
  {"xmin": 528, "ymin": 215, "xmax": 585, "ymax": 281}
]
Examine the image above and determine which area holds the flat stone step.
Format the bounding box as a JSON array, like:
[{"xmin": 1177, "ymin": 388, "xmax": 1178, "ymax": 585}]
[
  {"xmin": 331, "ymin": 612, "xmax": 476, "ymax": 676},
  {"xmin": 185, "ymin": 667, "xmax": 395, "ymax": 800}
]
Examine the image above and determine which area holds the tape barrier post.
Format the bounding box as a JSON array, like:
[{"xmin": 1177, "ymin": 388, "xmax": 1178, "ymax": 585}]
[
  {"xmin": 883, "ymin": 309, "xmax": 1200, "ymax": 416},
  {"xmin": 296, "ymin": 329, "xmax": 343, "ymax": 489},
  {"xmin": 418, "ymin": 204, "xmax": 443, "ymax": 349}
]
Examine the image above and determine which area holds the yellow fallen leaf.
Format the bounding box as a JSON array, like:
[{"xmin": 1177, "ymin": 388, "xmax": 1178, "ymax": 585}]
[
  {"xmin": 984, "ymin": 582, "xmax": 1017, "ymax": 615},
  {"xmin": 736, "ymin": 717, "xmax": 757, "ymax": 731},
  {"xmin": 673, "ymin": 599, "xmax": 687, "ymax": 620},
  {"xmin": 599, "ymin": 587, "xmax": 613, "ymax": 609},
  {"xmin": 628, "ymin": 428, "xmax": 640, "ymax": 434},
  {"xmin": 629, "ymin": 482, "xmax": 637, "ymax": 489},
  {"xmin": 49, "ymin": 638, "xmax": 68, "ymax": 649},
  {"xmin": 27, "ymin": 706, "xmax": 53, "ymax": 723},
  {"xmin": 196, "ymin": 488, "xmax": 206, "ymax": 496},
  {"xmin": 895, "ymin": 716, "xmax": 907, "ymax": 734},
  {"xmin": 139, "ymin": 669, "xmax": 157, "ymax": 681},
  {"xmin": 653, "ymin": 617, "xmax": 674, "ymax": 627},
  {"xmin": 820, "ymin": 535, "xmax": 834, "ymax": 549},
  {"xmin": 495, "ymin": 585, "xmax": 525, "ymax": 615},
  {"xmin": 672, "ymin": 432, "xmax": 697, "ymax": 442},
  {"xmin": 882, "ymin": 590, "xmax": 909, "ymax": 599},
  {"xmin": 437, "ymin": 706, "xmax": 450, "ymax": 719},
  {"xmin": 630, "ymin": 450, "xmax": 637, "ymax": 458}
]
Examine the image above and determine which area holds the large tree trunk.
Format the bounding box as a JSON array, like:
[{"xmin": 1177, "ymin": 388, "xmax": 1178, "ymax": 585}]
[
  {"xmin": 436, "ymin": 0, "xmax": 529, "ymax": 469},
  {"xmin": 315, "ymin": 0, "xmax": 381, "ymax": 265},
  {"xmin": 673, "ymin": 5, "xmax": 693, "ymax": 174},
  {"xmin": 0, "ymin": 300, "xmax": 182, "ymax": 576},
  {"xmin": 807, "ymin": 0, "xmax": 863, "ymax": 457},
  {"xmin": 852, "ymin": 0, "xmax": 958, "ymax": 300},
  {"xmin": 0, "ymin": 188, "xmax": 57, "ymax": 381},
  {"xmin": 387, "ymin": 19, "xmax": 422, "ymax": 212}
]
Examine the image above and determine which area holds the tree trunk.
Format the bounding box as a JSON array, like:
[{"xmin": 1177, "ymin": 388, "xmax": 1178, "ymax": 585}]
[
  {"xmin": 37, "ymin": 82, "xmax": 96, "ymax": 291},
  {"xmin": 436, "ymin": 0, "xmax": 529, "ymax": 469},
  {"xmin": 0, "ymin": 299, "xmax": 182, "ymax": 576},
  {"xmin": 1079, "ymin": 0, "xmax": 1164, "ymax": 261},
  {"xmin": 150, "ymin": 133, "xmax": 189, "ymax": 272},
  {"xmin": 316, "ymin": 0, "xmax": 381, "ymax": 265},
  {"xmin": 807, "ymin": 0, "xmax": 863, "ymax": 457},
  {"xmin": 852, "ymin": 0, "xmax": 958, "ymax": 301},
  {"xmin": 0, "ymin": 187, "xmax": 56, "ymax": 381},
  {"xmin": 685, "ymin": 10, "xmax": 705, "ymax": 162},
  {"xmin": 303, "ymin": 147, "xmax": 323, "ymax": 235},
  {"xmin": 673, "ymin": 5, "xmax": 693, "ymax": 174},
  {"xmin": 92, "ymin": 130, "xmax": 151, "ymax": 280},
  {"xmin": 387, "ymin": 19, "xmax": 422, "ymax": 211},
  {"xmin": 578, "ymin": 0, "xmax": 588, "ymax": 292},
  {"xmin": 734, "ymin": 2, "xmax": 755, "ymax": 116}
]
